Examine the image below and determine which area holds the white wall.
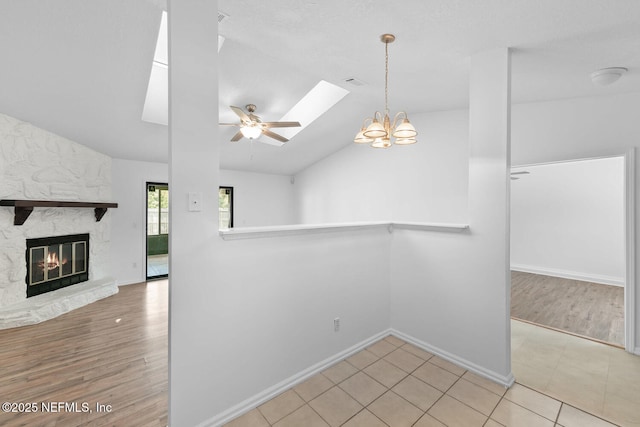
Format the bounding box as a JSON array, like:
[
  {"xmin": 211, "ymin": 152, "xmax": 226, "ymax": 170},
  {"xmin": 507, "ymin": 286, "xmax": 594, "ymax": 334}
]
[
  {"xmin": 294, "ymin": 109, "xmax": 469, "ymax": 224},
  {"xmin": 169, "ymin": 4, "xmax": 391, "ymax": 426},
  {"xmin": 511, "ymin": 93, "xmax": 640, "ymax": 166},
  {"xmin": 392, "ymin": 49, "xmax": 512, "ymax": 380},
  {"xmin": 168, "ymin": 2, "xmax": 220, "ymax": 424},
  {"xmin": 294, "ymin": 146, "xmax": 392, "ymax": 223},
  {"xmin": 220, "ymin": 169, "xmax": 295, "ymax": 227},
  {"xmin": 510, "ymin": 91, "xmax": 640, "ymax": 351},
  {"xmin": 294, "ymin": 51, "xmax": 513, "ymax": 384},
  {"xmin": 511, "ymin": 157, "xmax": 625, "ymax": 285},
  {"xmin": 211, "ymin": 230, "xmax": 391, "ymax": 423},
  {"xmin": 169, "ymin": 5, "xmax": 640, "ymax": 422},
  {"xmin": 109, "ymin": 163, "xmax": 293, "ymax": 286},
  {"xmin": 110, "ymin": 158, "xmax": 168, "ymax": 286}
]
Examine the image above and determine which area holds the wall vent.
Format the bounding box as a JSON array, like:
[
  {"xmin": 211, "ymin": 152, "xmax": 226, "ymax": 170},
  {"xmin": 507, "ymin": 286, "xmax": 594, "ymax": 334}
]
[
  {"xmin": 343, "ymin": 77, "xmax": 366, "ymax": 86},
  {"xmin": 218, "ymin": 11, "xmax": 229, "ymax": 23}
]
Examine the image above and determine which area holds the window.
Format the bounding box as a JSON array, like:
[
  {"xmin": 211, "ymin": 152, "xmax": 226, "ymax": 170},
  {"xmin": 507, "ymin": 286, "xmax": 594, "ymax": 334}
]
[
  {"xmin": 219, "ymin": 187, "xmax": 233, "ymax": 229},
  {"xmin": 147, "ymin": 184, "xmax": 169, "ymax": 235}
]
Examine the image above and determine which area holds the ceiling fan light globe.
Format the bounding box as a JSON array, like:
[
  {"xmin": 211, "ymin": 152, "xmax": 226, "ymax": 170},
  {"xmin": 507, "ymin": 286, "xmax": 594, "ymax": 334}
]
[
  {"xmin": 363, "ymin": 120, "xmax": 387, "ymax": 139},
  {"xmin": 392, "ymin": 119, "xmax": 417, "ymax": 138},
  {"xmin": 240, "ymin": 126, "xmax": 262, "ymax": 140}
]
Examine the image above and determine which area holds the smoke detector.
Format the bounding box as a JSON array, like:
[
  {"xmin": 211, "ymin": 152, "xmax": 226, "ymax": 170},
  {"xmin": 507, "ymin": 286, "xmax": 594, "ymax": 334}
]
[{"xmin": 590, "ymin": 67, "xmax": 627, "ymax": 86}]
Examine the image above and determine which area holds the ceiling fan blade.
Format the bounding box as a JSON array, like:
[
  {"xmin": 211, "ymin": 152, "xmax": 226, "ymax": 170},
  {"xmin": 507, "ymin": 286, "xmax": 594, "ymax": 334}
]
[
  {"xmin": 260, "ymin": 121, "xmax": 301, "ymax": 128},
  {"xmin": 262, "ymin": 129, "xmax": 289, "ymax": 143},
  {"xmin": 219, "ymin": 123, "xmax": 240, "ymax": 126},
  {"xmin": 230, "ymin": 131, "xmax": 243, "ymax": 142},
  {"xmin": 230, "ymin": 106, "xmax": 250, "ymax": 123}
]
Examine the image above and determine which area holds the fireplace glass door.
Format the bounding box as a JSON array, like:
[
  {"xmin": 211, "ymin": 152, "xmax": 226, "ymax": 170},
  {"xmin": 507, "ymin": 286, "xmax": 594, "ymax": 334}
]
[{"xmin": 26, "ymin": 233, "xmax": 89, "ymax": 297}]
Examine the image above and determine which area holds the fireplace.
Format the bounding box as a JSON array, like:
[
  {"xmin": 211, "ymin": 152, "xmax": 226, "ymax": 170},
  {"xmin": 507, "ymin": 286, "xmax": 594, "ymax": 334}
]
[{"xmin": 26, "ymin": 234, "xmax": 90, "ymax": 298}]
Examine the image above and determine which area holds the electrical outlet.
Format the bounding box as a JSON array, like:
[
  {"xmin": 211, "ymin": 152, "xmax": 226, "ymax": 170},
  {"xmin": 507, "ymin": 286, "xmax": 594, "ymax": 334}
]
[{"xmin": 334, "ymin": 317, "xmax": 340, "ymax": 332}]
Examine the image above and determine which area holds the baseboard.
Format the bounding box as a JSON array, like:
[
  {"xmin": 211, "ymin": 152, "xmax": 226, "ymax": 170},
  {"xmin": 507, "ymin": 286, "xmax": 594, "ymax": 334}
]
[
  {"xmin": 116, "ymin": 276, "xmax": 165, "ymax": 286},
  {"xmin": 201, "ymin": 328, "xmax": 515, "ymax": 426},
  {"xmin": 200, "ymin": 329, "xmax": 392, "ymax": 427},
  {"xmin": 390, "ymin": 329, "xmax": 515, "ymax": 389},
  {"xmin": 116, "ymin": 279, "xmax": 145, "ymax": 287},
  {"xmin": 511, "ymin": 264, "xmax": 624, "ymax": 287}
]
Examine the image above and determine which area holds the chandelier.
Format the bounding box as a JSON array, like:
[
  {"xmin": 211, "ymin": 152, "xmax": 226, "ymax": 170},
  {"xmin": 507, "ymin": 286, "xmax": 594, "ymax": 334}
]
[{"xmin": 354, "ymin": 34, "xmax": 417, "ymax": 148}]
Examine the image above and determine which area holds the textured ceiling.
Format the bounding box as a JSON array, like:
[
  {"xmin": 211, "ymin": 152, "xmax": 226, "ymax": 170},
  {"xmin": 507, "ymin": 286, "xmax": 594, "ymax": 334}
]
[{"xmin": 1, "ymin": 1, "xmax": 639, "ymax": 175}]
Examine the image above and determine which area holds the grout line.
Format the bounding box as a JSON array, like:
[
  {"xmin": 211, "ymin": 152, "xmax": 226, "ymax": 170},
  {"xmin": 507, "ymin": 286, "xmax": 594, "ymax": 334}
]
[
  {"xmin": 340, "ymin": 407, "xmax": 390, "ymax": 427},
  {"xmin": 236, "ymin": 335, "xmax": 627, "ymax": 426},
  {"xmin": 500, "ymin": 393, "xmax": 558, "ymax": 423},
  {"xmin": 341, "ymin": 339, "xmax": 434, "ymax": 426},
  {"xmin": 307, "ymin": 400, "xmax": 335, "ymax": 427},
  {"xmin": 234, "ymin": 334, "xmax": 624, "ymax": 427},
  {"xmin": 417, "ymin": 370, "xmax": 468, "ymax": 425},
  {"xmin": 512, "ymin": 382, "xmax": 622, "ymax": 426},
  {"xmin": 560, "ymin": 403, "xmax": 622, "ymax": 427},
  {"xmin": 556, "ymin": 402, "xmax": 563, "ymax": 425}
]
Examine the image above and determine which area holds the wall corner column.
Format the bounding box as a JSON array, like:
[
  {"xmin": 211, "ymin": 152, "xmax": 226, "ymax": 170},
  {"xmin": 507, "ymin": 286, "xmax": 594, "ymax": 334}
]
[
  {"xmin": 468, "ymin": 47, "xmax": 513, "ymax": 380},
  {"xmin": 168, "ymin": 1, "xmax": 220, "ymax": 425}
]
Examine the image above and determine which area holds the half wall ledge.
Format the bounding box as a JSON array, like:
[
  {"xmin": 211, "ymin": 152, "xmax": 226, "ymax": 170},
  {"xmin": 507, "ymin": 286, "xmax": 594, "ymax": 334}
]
[{"xmin": 219, "ymin": 222, "xmax": 469, "ymax": 240}]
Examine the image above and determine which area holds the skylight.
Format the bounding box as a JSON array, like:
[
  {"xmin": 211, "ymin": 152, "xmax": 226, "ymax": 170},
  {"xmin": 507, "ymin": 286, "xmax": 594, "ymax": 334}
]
[
  {"xmin": 141, "ymin": 12, "xmax": 225, "ymax": 126},
  {"xmin": 141, "ymin": 13, "xmax": 347, "ymax": 136},
  {"xmin": 275, "ymin": 80, "xmax": 350, "ymax": 140},
  {"xmin": 142, "ymin": 11, "xmax": 168, "ymax": 126}
]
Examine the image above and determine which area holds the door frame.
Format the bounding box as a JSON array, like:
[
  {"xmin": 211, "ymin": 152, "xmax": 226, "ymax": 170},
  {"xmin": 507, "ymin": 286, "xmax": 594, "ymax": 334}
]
[
  {"xmin": 623, "ymin": 148, "xmax": 635, "ymax": 353},
  {"xmin": 146, "ymin": 181, "xmax": 169, "ymax": 280}
]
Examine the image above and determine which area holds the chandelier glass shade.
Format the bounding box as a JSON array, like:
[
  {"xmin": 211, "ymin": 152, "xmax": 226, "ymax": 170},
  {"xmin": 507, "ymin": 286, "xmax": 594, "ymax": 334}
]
[{"xmin": 354, "ymin": 34, "xmax": 417, "ymax": 148}]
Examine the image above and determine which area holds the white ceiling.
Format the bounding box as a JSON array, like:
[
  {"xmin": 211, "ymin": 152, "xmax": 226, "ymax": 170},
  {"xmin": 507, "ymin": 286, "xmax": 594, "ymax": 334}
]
[{"xmin": 1, "ymin": 0, "xmax": 639, "ymax": 175}]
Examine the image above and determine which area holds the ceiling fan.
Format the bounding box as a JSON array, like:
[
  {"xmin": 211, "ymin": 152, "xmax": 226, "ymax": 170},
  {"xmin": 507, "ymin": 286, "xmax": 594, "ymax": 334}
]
[{"xmin": 219, "ymin": 104, "xmax": 301, "ymax": 144}]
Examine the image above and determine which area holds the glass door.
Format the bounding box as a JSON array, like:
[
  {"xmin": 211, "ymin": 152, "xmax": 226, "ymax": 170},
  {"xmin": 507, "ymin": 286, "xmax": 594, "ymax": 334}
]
[
  {"xmin": 219, "ymin": 186, "xmax": 233, "ymax": 229},
  {"xmin": 146, "ymin": 182, "xmax": 169, "ymax": 279}
]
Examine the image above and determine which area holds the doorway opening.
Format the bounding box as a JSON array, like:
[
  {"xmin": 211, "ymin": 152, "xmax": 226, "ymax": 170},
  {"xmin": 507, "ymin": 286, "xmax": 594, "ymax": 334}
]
[
  {"xmin": 510, "ymin": 156, "xmax": 630, "ymax": 348},
  {"xmin": 146, "ymin": 182, "xmax": 169, "ymax": 280}
]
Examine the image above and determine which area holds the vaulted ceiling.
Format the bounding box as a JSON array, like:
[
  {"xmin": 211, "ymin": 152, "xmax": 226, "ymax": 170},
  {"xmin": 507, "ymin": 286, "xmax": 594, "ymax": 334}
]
[{"xmin": 1, "ymin": 1, "xmax": 639, "ymax": 175}]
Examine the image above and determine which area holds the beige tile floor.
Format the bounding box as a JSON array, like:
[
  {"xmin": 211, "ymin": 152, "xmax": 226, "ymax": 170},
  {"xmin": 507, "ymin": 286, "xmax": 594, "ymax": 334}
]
[
  {"xmin": 226, "ymin": 323, "xmax": 640, "ymax": 427},
  {"xmin": 512, "ymin": 319, "xmax": 640, "ymax": 427}
]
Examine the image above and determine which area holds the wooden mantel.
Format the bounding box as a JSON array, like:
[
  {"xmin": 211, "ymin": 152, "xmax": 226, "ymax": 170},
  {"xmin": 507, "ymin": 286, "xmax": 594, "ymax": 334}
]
[{"xmin": 0, "ymin": 200, "xmax": 118, "ymax": 225}]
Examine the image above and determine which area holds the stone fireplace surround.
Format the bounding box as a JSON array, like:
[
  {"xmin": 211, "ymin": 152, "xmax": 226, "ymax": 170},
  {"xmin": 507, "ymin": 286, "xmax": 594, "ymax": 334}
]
[{"xmin": 0, "ymin": 113, "xmax": 117, "ymax": 329}]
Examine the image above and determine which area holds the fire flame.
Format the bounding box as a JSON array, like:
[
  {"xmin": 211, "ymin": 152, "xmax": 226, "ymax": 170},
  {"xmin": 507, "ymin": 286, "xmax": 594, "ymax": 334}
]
[
  {"xmin": 46, "ymin": 252, "xmax": 59, "ymax": 270},
  {"xmin": 38, "ymin": 252, "xmax": 67, "ymax": 271}
]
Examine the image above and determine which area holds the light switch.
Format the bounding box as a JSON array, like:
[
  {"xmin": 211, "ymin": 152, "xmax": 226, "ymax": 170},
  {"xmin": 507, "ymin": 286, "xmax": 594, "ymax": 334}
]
[{"xmin": 188, "ymin": 192, "xmax": 202, "ymax": 212}]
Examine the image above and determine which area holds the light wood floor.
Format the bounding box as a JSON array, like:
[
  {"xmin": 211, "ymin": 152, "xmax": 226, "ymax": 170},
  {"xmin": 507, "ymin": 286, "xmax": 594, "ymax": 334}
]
[
  {"xmin": 0, "ymin": 280, "xmax": 168, "ymax": 427},
  {"xmin": 511, "ymin": 271, "xmax": 624, "ymax": 346}
]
